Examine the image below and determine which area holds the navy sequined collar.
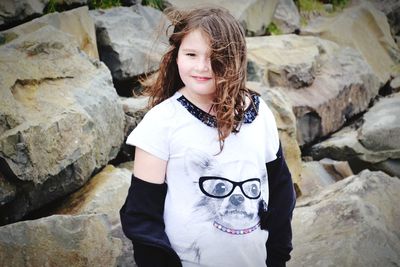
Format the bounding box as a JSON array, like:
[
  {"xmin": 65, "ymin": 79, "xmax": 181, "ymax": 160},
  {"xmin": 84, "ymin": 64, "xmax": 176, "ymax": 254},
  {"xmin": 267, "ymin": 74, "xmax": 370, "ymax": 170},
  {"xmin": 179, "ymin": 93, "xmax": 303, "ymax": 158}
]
[{"xmin": 177, "ymin": 94, "xmax": 259, "ymax": 128}]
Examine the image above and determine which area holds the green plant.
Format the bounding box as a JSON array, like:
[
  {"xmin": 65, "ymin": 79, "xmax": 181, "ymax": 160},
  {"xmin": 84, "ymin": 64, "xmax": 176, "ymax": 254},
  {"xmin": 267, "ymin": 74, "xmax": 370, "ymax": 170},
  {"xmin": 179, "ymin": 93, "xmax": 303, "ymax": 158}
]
[
  {"xmin": 298, "ymin": 0, "xmax": 325, "ymax": 12},
  {"xmin": 266, "ymin": 22, "xmax": 282, "ymax": 35},
  {"xmin": 142, "ymin": 0, "xmax": 165, "ymax": 11},
  {"xmin": 331, "ymin": 0, "xmax": 349, "ymax": 11},
  {"xmin": 88, "ymin": 0, "xmax": 121, "ymax": 9},
  {"xmin": 44, "ymin": 0, "xmax": 58, "ymax": 14}
]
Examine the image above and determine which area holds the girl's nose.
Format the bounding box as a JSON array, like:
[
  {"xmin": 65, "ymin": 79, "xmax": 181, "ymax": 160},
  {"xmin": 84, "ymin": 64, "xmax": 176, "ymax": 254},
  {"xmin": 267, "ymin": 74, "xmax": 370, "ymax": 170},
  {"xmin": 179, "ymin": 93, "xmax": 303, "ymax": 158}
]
[{"xmin": 197, "ymin": 57, "xmax": 211, "ymax": 72}]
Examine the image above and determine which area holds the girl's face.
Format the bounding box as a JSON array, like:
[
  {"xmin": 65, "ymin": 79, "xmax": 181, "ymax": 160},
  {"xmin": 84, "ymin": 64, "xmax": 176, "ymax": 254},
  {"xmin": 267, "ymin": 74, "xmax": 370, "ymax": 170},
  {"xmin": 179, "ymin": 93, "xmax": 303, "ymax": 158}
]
[{"xmin": 177, "ymin": 29, "xmax": 216, "ymax": 103}]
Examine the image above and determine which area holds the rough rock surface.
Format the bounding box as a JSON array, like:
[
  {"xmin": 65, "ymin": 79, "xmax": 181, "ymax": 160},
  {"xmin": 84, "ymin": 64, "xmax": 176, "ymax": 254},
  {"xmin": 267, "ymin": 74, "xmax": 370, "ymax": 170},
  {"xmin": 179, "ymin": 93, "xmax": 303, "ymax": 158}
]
[
  {"xmin": 310, "ymin": 93, "xmax": 400, "ymax": 177},
  {"xmin": 301, "ymin": 1, "xmax": 400, "ymax": 84},
  {"xmin": 0, "ymin": 214, "xmax": 122, "ymax": 267},
  {"xmin": 0, "ymin": 0, "xmax": 48, "ymax": 30},
  {"xmin": 166, "ymin": 0, "xmax": 279, "ymax": 35},
  {"xmin": 272, "ymin": 0, "xmax": 300, "ymax": 34},
  {"xmin": 289, "ymin": 170, "xmax": 400, "ymax": 267},
  {"xmin": 1, "ymin": 6, "xmax": 98, "ymax": 59},
  {"xmin": 299, "ymin": 159, "xmax": 353, "ymax": 197},
  {"xmin": 90, "ymin": 5, "xmax": 169, "ymax": 82},
  {"xmin": 0, "ymin": 25, "xmax": 124, "ymax": 224},
  {"xmin": 55, "ymin": 165, "xmax": 135, "ymax": 267},
  {"xmin": 247, "ymin": 34, "xmax": 380, "ymax": 145}
]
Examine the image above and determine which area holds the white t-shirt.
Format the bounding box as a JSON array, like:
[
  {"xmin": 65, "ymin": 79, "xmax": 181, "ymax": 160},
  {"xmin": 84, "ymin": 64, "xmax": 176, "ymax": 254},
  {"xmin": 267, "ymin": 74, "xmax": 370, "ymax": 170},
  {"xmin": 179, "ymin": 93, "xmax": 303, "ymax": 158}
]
[{"xmin": 126, "ymin": 91, "xmax": 280, "ymax": 267}]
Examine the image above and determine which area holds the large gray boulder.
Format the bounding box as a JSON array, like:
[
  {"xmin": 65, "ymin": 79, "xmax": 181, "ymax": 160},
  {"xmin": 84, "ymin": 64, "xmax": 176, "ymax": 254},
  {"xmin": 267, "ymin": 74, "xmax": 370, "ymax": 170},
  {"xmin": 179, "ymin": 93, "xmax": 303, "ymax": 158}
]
[
  {"xmin": 0, "ymin": 6, "xmax": 98, "ymax": 59},
  {"xmin": 247, "ymin": 34, "xmax": 380, "ymax": 145},
  {"xmin": 289, "ymin": 170, "xmax": 400, "ymax": 267},
  {"xmin": 354, "ymin": 0, "xmax": 400, "ymax": 40},
  {"xmin": 0, "ymin": 214, "xmax": 122, "ymax": 267},
  {"xmin": 272, "ymin": 0, "xmax": 300, "ymax": 34},
  {"xmin": 301, "ymin": 1, "xmax": 400, "ymax": 84},
  {"xmin": 55, "ymin": 165, "xmax": 135, "ymax": 267},
  {"xmin": 299, "ymin": 159, "xmax": 353, "ymax": 197},
  {"xmin": 0, "ymin": 0, "xmax": 48, "ymax": 30},
  {"xmin": 310, "ymin": 93, "xmax": 400, "ymax": 177},
  {"xmin": 0, "ymin": 25, "xmax": 125, "ymax": 225},
  {"xmin": 166, "ymin": 0, "xmax": 279, "ymax": 35},
  {"xmin": 90, "ymin": 5, "xmax": 169, "ymax": 83}
]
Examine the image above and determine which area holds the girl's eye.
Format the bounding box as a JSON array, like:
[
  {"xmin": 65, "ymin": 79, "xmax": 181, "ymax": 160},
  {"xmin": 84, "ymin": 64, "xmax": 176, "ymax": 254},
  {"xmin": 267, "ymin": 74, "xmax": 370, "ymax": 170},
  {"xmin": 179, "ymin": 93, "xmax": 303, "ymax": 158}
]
[{"xmin": 186, "ymin": 53, "xmax": 196, "ymax": 57}]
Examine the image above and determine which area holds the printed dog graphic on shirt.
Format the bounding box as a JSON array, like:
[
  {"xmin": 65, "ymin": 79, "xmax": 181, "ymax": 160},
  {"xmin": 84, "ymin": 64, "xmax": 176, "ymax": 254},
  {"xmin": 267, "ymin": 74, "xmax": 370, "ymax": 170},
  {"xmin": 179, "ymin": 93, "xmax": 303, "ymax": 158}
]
[{"xmin": 179, "ymin": 149, "xmax": 268, "ymax": 264}]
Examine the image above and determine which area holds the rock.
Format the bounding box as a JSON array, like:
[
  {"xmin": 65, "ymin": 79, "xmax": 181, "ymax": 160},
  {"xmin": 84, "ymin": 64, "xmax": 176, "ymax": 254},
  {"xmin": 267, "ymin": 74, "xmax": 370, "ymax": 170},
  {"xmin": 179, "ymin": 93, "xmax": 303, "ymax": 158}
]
[
  {"xmin": 55, "ymin": 165, "xmax": 135, "ymax": 267},
  {"xmin": 1, "ymin": 6, "xmax": 98, "ymax": 59},
  {"xmin": 311, "ymin": 93, "xmax": 400, "ymax": 173},
  {"xmin": 309, "ymin": 96, "xmax": 400, "ymax": 178},
  {"xmin": 299, "ymin": 159, "xmax": 353, "ymax": 197},
  {"xmin": 0, "ymin": 25, "xmax": 125, "ymax": 225},
  {"xmin": 119, "ymin": 95, "xmax": 149, "ymax": 161},
  {"xmin": 247, "ymin": 34, "xmax": 380, "ymax": 145},
  {"xmin": 0, "ymin": 214, "xmax": 122, "ymax": 267},
  {"xmin": 289, "ymin": 170, "xmax": 400, "ymax": 267},
  {"xmin": 121, "ymin": 95, "xmax": 149, "ymax": 135},
  {"xmin": 0, "ymin": 0, "xmax": 48, "ymax": 31},
  {"xmin": 373, "ymin": 159, "xmax": 400, "ymax": 178},
  {"xmin": 165, "ymin": 0, "xmax": 279, "ymax": 35},
  {"xmin": 359, "ymin": 93, "xmax": 400, "ymax": 151},
  {"xmin": 357, "ymin": 0, "xmax": 400, "ymax": 38},
  {"xmin": 272, "ymin": 0, "xmax": 300, "ymax": 34},
  {"xmin": 301, "ymin": 1, "xmax": 400, "ymax": 84},
  {"xmin": 247, "ymin": 81, "xmax": 302, "ymax": 187},
  {"xmin": 90, "ymin": 5, "xmax": 169, "ymax": 82},
  {"xmin": 0, "ymin": 171, "xmax": 16, "ymax": 206},
  {"xmin": 391, "ymin": 76, "xmax": 400, "ymax": 91},
  {"xmin": 55, "ymin": 165, "xmax": 131, "ymax": 224}
]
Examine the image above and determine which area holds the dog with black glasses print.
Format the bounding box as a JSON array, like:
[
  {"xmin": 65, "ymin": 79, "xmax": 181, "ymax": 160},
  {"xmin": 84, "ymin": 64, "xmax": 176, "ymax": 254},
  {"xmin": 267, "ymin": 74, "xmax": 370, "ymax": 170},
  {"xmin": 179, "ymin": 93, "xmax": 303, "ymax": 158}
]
[{"xmin": 177, "ymin": 149, "xmax": 269, "ymax": 265}]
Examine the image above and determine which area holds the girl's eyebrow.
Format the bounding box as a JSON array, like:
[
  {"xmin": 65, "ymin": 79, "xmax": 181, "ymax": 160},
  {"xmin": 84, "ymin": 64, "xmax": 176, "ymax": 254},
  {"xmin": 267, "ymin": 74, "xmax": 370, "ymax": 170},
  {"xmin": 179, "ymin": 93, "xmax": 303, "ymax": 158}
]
[
  {"xmin": 181, "ymin": 48, "xmax": 211, "ymax": 55},
  {"xmin": 181, "ymin": 48, "xmax": 197, "ymax": 52}
]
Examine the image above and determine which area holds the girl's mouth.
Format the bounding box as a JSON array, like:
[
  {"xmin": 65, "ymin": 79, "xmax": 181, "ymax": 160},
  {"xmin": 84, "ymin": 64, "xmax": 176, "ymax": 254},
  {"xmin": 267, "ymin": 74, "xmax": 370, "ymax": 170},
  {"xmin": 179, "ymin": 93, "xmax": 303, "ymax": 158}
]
[{"xmin": 192, "ymin": 76, "xmax": 212, "ymax": 81}]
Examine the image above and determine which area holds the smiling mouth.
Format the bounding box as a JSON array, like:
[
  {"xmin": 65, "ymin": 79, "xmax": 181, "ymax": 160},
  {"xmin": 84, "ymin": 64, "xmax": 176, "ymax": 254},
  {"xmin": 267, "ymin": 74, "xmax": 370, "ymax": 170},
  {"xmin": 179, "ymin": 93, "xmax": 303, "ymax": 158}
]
[{"xmin": 192, "ymin": 76, "xmax": 212, "ymax": 81}]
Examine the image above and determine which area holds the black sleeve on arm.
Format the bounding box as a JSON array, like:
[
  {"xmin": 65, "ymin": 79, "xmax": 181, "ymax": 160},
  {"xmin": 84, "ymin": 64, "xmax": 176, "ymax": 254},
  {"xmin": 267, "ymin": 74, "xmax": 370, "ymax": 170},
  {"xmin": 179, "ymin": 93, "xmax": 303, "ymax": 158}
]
[
  {"xmin": 260, "ymin": 143, "xmax": 296, "ymax": 267},
  {"xmin": 119, "ymin": 175, "xmax": 182, "ymax": 267}
]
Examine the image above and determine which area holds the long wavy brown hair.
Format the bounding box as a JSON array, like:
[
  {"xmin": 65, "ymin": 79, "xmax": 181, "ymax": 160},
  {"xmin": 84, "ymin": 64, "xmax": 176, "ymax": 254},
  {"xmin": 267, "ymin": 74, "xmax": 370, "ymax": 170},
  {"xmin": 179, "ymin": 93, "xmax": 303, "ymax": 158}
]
[{"xmin": 143, "ymin": 6, "xmax": 256, "ymax": 151}]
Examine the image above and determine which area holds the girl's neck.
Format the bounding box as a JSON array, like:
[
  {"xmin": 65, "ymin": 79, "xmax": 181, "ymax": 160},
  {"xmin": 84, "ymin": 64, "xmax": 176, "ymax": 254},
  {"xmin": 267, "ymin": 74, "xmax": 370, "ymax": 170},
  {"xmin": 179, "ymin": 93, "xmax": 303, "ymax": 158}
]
[{"xmin": 179, "ymin": 87, "xmax": 216, "ymax": 115}]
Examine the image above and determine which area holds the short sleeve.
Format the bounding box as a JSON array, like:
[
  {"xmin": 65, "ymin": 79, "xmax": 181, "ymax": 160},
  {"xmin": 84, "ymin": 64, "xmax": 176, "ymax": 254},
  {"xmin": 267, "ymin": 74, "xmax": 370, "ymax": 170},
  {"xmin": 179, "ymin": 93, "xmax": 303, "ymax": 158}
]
[
  {"xmin": 259, "ymin": 98, "xmax": 280, "ymax": 163},
  {"xmin": 126, "ymin": 102, "xmax": 173, "ymax": 161}
]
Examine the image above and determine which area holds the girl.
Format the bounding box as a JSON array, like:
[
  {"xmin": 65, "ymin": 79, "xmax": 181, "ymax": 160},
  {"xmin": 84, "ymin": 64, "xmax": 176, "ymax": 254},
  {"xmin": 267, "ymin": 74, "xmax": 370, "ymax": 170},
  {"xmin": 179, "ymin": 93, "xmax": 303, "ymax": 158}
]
[{"xmin": 120, "ymin": 6, "xmax": 295, "ymax": 267}]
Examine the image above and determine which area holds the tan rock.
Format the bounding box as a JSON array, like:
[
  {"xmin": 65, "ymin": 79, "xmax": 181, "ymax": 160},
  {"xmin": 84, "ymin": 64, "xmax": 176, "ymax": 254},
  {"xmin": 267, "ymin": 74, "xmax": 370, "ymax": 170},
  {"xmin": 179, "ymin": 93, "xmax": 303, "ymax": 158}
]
[
  {"xmin": 247, "ymin": 81, "xmax": 302, "ymax": 187},
  {"xmin": 390, "ymin": 76, "xmax": 400, "ymax": 91},
  {"xmin": 0, "ymin": 25, "xmax": 124, "ymax": 224},
  {"xmin": 247, "ymin": 34, "xmax": 380, "ymax": 145},
  {"xmin": 301, "ymin": 1, "xmax": 400, "ymax": 84},
  {"xmin": 165, "ymin": 0, "xmax": 279, "ymax": 35},
  {"xmin": 56, "ymin": 165, "xmax": 131, "ymax": 225},
  {"xmin": 55, "ymin": 165, "xmax": 135, "ymax": 266},
  {"xmin": 311, "ymin": 93, "xmax": 400, "ymax": 170},
  {"xmin": 299, "ymin": 159, "xmax": 353, "ymax": 197},
  {"xmin": 272, "ymin": 0, "xmax": 300, "ymax": 34},
  {"xmin": 0, "ymin": 214, "xmax": 122, "ymax": 267},
  {"xmin": 289, "ymin": 170, "xmax": 400, "ymax": 266},
  {"xmin": 1, "ymin": 6, "xmax": 98, "ymax": 59}
]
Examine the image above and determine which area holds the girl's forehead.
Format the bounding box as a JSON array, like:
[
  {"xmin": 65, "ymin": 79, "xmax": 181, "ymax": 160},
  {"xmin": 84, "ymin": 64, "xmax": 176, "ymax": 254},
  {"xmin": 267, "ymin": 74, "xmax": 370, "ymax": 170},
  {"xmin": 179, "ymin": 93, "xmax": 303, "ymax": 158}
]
[
  {"xmin": 181, "ymin": 29, "xmax": 211, "ymax": 48},
  {"xmin": 179, "ymin": 30, "xmax": 211, "ymax": 53}
]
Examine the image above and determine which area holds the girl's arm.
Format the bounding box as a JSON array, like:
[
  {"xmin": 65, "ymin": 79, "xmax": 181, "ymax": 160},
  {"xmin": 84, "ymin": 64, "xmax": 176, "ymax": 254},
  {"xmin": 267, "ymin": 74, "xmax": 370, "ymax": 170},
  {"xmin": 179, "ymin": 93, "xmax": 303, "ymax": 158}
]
[
  {"xmin": 120, "ymin": 147, "xmax": 182, "ymax": 267},
  {"xmin": 263, "ymin": 143, "xmax": 296, "ymax": 267},
  {"xmin": 133, "ymin": 147, "xmax": 167, "ymax": 184}
]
